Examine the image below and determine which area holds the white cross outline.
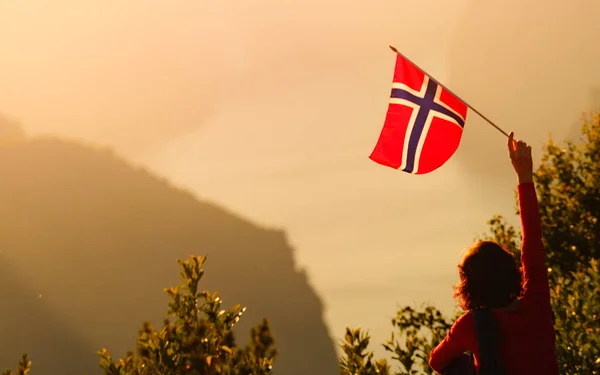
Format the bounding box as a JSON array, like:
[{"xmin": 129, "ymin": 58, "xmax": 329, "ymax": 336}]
[{"xmin": 388, "ymin": 77, "xmax": 465, "ymax": 173}]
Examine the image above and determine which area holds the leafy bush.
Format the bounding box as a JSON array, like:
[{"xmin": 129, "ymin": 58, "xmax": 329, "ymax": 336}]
[
  {"xmin": 2, "ymin": 354, "xmax": 31, "ymax": 375},
  {"xmin": 5, "ymin": 256, "xmax": 278, "ymax": 375}
]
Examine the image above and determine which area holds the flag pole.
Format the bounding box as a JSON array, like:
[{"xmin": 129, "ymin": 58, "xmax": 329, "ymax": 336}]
[{"xmin": 389, "ymin": 45, "xmax": 509, "ymax": 138}]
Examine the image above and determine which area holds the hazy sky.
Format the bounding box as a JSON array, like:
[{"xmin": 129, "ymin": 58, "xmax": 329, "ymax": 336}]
[{"xmin": 2, "ymin": 0, "xmax": 600, "ymax": 359}]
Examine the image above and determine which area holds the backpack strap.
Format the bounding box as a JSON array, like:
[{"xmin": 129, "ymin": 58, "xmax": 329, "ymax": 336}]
[
  {"xmin": 441, "ymin": 352, "xmax": 474, "ymax": 375},
  {"xmin": 473, "ymin": 308, "xmax": 505, "ymax": 375}
]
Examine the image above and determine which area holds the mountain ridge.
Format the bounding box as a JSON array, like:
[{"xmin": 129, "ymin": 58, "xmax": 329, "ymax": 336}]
[{"xmin": 0, "ymin": 135, "xmax": 338, "ymax": 375}]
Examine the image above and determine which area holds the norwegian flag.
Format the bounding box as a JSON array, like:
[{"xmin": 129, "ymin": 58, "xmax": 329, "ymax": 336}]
[{"xmin": 370, "ymin": 52, "xmax": 468, "ymax": 174}]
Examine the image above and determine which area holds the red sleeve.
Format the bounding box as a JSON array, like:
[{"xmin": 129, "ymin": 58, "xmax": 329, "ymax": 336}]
[
  {"xmin": 518, "ymin": 182, "xmax": 551, "ymax": 312},
  {"xmin": 429, "ymin": 313, "xmax": 472, "ymax": 374}
]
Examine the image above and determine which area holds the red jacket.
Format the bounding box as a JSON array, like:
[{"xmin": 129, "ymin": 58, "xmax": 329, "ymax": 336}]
[{"xmin": 429, "ymin": 182, "xmax": 559, "ymax": 374}]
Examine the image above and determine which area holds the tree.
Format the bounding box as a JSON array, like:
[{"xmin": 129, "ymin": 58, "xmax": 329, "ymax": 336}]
[
  {"xmin": 339, "ymin": 328, "xmax": 390, "ymax": 375},
  {"xmin": 2, "ymin": 354, "xmax": 31, "ymax": 375},
  {"xmin": 99, "ymin": 255, "xmax": 278, "ymax": 375},
  {"xmin": 339, "ymin": 306, "xmax": 458, "ymax": 375},
  {"xmin": 550, "ymin": 259, "xmax": 599, "ymax": 374},
  {"xmin": 339, "ymin": 113, "xmax": 600, "ymax": 374},
  {"xmin": 5, "ymin": 255, "xmax": 278, "ymax": 375}
]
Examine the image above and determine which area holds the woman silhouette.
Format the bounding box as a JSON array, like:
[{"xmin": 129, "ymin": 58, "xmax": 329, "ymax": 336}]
[{"xmin": 428, "ymin": 132, "xmax": 559, "ymax": 375}]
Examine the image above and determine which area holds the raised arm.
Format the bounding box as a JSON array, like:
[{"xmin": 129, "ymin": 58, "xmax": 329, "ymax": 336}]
[{"xmin": 507, "ymin": 133, "xmax": 551, "ymax": 311}]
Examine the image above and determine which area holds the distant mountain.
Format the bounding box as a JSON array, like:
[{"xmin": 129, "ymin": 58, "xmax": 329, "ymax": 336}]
[{"xmin": 0, "ymin": 137, "xmax": 338, "ymax": 375}]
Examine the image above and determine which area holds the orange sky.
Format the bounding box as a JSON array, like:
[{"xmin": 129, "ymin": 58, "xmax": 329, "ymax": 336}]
[{"xmin": 2, "ymin": 0, "xmax": 600, "ymax": 358}]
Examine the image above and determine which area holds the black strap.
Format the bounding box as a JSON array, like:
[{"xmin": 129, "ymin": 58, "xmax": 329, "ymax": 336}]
[
  {"xmin": 473, "ymin": 308, "xmax": 505, "ymax": 375},
  {"xmin": 441, "ymin": 353, "xmax": 474, "ymax": 375}
]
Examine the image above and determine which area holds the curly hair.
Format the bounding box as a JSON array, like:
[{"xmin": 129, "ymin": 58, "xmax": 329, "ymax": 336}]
[{"xmin": 453, "ymin": 241, "xmax": 523, "ymax": 311}]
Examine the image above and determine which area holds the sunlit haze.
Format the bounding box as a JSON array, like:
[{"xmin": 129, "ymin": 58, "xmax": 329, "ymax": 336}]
[{"xmin": 2, "ymin": 0, "xmax": 600, "ymax": 360}]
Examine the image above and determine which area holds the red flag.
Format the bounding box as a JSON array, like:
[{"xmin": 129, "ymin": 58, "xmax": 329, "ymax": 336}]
[{"xmin": 369, "ymin": 53, "xmax": 468, "ymax": 174}]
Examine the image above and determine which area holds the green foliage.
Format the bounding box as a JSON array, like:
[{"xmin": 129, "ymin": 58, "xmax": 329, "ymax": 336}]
[
  {"xmin": 2, "ymin": 354, "xmax": 31, "ymax": 375},
  {"xmin": 339, "ymin": 306, "xmax": 456, "ymax": 375},
  {"xmin": 339, "ymin": 328, "xmax": 390, "ymax": 375},
  {"xmin": 550, "ymin": 260, "xmax": 600, "ymax": 374},
  {"xmin": 536, "ymin": 113, "xmax": 600, "ymax": 274},
  {"xmin": 382, "ymin": 306, "xmax": 457, "ymax": 375},
  {"xmin": 339, "ymin": 113, "xmax": 600, "ymax": 374},
  {"xmin": 6, "ymin": 256, "xmax": 277, "ymax": 375},
  {"xmin": 98, "ymin": 255, "xmax": 278, "ymax": 375}
]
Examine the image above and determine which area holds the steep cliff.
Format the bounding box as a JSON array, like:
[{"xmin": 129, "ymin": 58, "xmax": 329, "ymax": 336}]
[{"xmin": 0, "ymin": 137, "xmax": 338, "ymax": 374}]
